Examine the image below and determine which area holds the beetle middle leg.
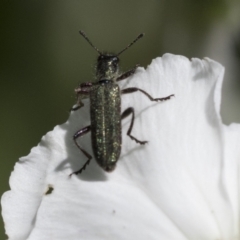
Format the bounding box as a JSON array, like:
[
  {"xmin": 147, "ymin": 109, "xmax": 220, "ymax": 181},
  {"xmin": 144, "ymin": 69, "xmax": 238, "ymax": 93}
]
[
  {"xmin": 121, "ymin": 107, "xmax": 148, "ymax": 145},
  {"xmin": 121, "ymin": 87, "xmax": 174, "ymax": 101},
  {"xmin": 70, "ymin": 125, "xmax": 92, "ymax": 176}
]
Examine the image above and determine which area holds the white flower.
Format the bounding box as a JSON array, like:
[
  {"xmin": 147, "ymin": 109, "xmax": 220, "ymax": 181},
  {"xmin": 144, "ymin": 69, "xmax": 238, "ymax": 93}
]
[{"xmin": 2, "ymin": 54, "xmax": 240, "ymax": 240}]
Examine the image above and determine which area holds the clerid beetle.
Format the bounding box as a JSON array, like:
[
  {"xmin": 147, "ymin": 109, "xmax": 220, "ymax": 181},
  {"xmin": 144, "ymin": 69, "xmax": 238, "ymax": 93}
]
[{"xmin": 70, "ymin": 30, "xmax": 174, "ymax": 176}]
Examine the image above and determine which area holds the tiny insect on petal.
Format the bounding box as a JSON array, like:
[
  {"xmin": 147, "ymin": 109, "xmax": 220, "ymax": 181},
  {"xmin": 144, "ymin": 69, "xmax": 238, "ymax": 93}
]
[{"xmin": 70, "ymin": 31, "xmax": 174, "ymax": 175}]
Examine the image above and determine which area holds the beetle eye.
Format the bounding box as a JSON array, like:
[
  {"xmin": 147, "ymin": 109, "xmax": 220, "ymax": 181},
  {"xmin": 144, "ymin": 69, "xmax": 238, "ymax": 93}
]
[
  {"xmin": 112, "ymin": 57, "xmax": 119, "ymax": 65},
  {"xmin": 112, "ymin": 61, "xmax": 118, "ymax": 68}
]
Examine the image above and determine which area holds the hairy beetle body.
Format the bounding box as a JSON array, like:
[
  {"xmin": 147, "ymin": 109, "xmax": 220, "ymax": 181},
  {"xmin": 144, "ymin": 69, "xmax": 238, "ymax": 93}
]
[
  {"xmin": 90, "ymin": 82, "xmax": 121, "ymax": 172},
  {"xmin": 69, "ymin": 31, "xmax": 174, "ymax": 176}
]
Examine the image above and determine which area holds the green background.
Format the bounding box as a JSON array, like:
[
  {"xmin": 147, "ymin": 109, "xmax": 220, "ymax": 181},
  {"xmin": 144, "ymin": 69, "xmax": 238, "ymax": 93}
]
[{"xmin": 1, "ymin": 0, "xmax": 240, "ymax": 238}]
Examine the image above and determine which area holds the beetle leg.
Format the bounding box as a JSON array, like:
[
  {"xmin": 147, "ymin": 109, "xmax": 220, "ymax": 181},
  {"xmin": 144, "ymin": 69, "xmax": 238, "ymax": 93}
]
[
  {"xmin": 71, "ymin": 83, "xmax": 93, "ymax": 111},
  {"xmin": 121, "ymin": 87, "xmax": 174, "ymax": 101},
  {"xmin": 117, "ymin": 64, "xmax": 139, "ymax": 81},
  {"xmin": 70, "ymin": 125, "xmax": 92, "ymax": 176},
  {"xmin": 71, "ymin": 104, "xmax": 83, "ymax": 111},
  {"xmin": 71, "ymin": 89, "xmax": 89, "ymax": 111},
  {"xmin": 121, "ymin": 107, "xmax": 148, "ymax": 145}
]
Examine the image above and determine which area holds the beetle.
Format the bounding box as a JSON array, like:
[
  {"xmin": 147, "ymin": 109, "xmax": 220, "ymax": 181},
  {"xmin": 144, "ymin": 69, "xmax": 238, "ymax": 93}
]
[{"xmin": 70, "ymin": 31, "xmax": 174, "ymax": 176}]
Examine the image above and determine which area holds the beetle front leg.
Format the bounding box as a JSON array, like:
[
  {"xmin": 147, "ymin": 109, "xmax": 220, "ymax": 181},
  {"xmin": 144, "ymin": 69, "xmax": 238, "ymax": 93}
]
[
  {"xmin": 117, "ymin": 65, "xmax": 139, "ymax": 82},
  {"xmin": 121, "ymin": 107, "xmax": 148, "ymax": 145},
  {"xmin": 71, "ymin": 82, "xmax": 93, "ymax": 111},
  {"xmin": 70, "ymin": 125, "xmax": 92, "ymax": 176},
  {"xmin": 121, "ymin": 87, "xmax": 174, "ymax": 102}
]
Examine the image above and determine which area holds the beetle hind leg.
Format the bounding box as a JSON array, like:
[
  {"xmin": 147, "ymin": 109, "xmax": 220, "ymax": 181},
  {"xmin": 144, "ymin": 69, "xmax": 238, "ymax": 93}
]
[
  {"xmin": 70, "ymin": 125, "xmax": 92, "ymax": 176},
  {"xmin": 121, "ymin": 107, "xmax": 148, "ymax": 145}
]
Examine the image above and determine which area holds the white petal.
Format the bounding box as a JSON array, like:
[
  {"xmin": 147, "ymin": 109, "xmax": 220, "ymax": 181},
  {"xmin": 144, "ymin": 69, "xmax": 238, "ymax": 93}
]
[{"xmin": 2, "ymin": 54, "xmax": 240, "ymax": 240}]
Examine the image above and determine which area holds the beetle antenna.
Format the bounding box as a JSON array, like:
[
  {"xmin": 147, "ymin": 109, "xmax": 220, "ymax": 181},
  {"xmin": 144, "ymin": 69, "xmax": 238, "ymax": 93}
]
[
  {"xmin": 79, "ymin": 30, "xmax": 102, "ymax": 55},
  {"xmin": 117, "ymin": 33, "xmax": 144, "ymax": 56}
]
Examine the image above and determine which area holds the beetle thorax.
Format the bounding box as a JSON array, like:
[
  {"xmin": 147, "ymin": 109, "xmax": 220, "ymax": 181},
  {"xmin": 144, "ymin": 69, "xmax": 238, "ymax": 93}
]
[{"xmin": 96, "ymin": 54, "xmax": 119, "ymax": 81}]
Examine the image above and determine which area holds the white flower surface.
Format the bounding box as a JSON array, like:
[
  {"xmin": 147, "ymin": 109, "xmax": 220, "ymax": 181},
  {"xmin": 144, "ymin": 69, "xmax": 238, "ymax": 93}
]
[{"xmin": 2, "ymin": 54, "xmax": 240, "ymax": 240}]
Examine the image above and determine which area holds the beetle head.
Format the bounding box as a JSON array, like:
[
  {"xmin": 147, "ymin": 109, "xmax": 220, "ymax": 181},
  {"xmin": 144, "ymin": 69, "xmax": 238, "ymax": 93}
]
[{"xmin": 79, "ymin": 30, "xmax": 144, "ymax": 81}]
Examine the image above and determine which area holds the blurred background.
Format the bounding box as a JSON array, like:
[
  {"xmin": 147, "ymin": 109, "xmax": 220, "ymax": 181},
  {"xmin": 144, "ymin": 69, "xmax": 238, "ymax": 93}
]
[{"xmin": 1, "ymin": 0, "xmax": 240, "ymax": 238}]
